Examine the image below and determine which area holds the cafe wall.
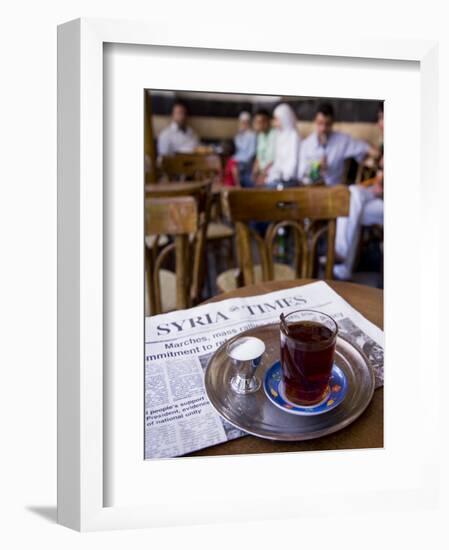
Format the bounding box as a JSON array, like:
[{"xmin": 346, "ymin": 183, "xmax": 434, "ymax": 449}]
[{"xmin": 148, "ymin": 91, "xmax": 383, "ymax": 145}]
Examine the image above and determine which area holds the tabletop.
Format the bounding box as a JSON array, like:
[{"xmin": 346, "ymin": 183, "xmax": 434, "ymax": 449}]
[{"xmin": 187, "ymin": 278, "xmax": 383, "ymax": 457}]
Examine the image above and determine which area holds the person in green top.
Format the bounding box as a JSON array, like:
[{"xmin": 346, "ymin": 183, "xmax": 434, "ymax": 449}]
[{"xmin": 252, "ymin": 109, "xmax": 276, "ymax": 186}]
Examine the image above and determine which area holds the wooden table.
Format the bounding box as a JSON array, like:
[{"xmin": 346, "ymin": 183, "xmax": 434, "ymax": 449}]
[{"xmin": 187, "ymin": 279, "xmax": 383, "ymax": 457}]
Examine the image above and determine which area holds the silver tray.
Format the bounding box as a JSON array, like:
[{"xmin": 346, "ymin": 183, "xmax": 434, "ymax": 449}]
[{"xmin": 204, "ymin": 323, "xmax": 375, "ymax": 441}]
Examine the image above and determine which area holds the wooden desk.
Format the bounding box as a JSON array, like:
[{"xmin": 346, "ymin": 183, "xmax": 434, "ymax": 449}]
[{"xmin": 187, "ymin": 279, "xmax": 383, "ymax": 457}]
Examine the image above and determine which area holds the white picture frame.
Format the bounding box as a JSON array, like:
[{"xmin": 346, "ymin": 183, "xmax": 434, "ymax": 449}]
[{"xmin": 57, "ymin": 17, "xmax": 441, "ymax": 531}]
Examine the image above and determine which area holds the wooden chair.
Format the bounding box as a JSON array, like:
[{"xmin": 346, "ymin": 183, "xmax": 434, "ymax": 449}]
[
  {"xmin": 217, "ymin": 185, "xmax": 350, "ymax": 292},
  {"xmin": 145, "ymin": 181, "xmax": 212, "ymax": 309},
  {"xmin": 145, "ymin": 196, "xmax": 198, "ymax": 315},
  {"xmin": 159, "ymin": 155, "xmax": 234, "ymax": 263},
  {"xmin": 353, "ymin": 178, "xmax": 384, "ymax": 278},
  {"xmin": 160, "ymin": 153, "xmax": 222, "ymax": 181},
  {"xmin": 355, "ymin": 159, "xmax": 377, "ymax": 185}
]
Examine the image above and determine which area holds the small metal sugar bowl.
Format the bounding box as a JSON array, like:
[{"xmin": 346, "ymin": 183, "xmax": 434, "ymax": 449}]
[{"xmin": 226, "ymin": 336, "xmax": 266, "ymax": 394}]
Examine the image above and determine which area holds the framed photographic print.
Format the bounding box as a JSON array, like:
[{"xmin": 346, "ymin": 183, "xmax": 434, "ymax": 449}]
[{"xmin": 58, "ymin": 17, "xmax": 441, "ymax": 531}]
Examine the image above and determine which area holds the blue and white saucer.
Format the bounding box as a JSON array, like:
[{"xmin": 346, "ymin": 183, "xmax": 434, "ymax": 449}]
[{"xmin": 263, "ymin": 361, "xmax": 348, "ymax": 416}]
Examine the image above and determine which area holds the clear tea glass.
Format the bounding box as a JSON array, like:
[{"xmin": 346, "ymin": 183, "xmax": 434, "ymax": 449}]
[{"xmin": 280, "ymin": 310, "xmax": 338, "ymax": 405}]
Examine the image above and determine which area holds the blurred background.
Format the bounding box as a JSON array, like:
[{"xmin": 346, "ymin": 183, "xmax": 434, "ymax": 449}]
[
  {"xmin": 145, "ymin": 90, "xmax": 383, "ymax": 316},
  {"xmin": 148, "ymin": 90, "xmax": 381, "ymax": 148}
]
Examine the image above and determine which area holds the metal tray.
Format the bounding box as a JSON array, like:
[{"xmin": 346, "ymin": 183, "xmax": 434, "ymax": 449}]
[{"xmin": 204, "ymin": 323, "xmax": 375, "ymax": 441}]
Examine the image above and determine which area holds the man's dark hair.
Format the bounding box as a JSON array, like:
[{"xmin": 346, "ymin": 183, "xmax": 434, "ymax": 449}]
[
  {"xmin": 316, "ymin": 102, "xmax": 335, "ymax": 119},
  {"xmin": 172, "ymin": 99, "xmax": 189, "ymax": 113},
  {"xmin": 221, "ymin": 139, "xmax": 236, "ymax": 157},
  {"xmin": 254, "ymin": 108, "xmax": 271, "ymax": 118},
  {"xmin": 378, "ymin": 101, "xmax": 384, "ymax": 114}
]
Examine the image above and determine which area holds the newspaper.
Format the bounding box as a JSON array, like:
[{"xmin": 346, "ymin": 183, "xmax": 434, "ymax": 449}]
[{"xmin": 145, "ymin": 281, "xmax": 384, "ymax": 459}]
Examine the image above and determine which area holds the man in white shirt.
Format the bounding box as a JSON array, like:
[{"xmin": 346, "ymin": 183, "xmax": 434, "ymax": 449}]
[
  {"xmin": 157, "ymin": 100, "xmax": 199, "ymax": 156},
  {"xmin": 334, "ymin": 165, "xmax": 384, "ymax": 280},
  {"xmin": 298, "ymin": 103, "xmax": 377, "ymax": 185},
  {"xmin": 334, "ymin": 103, "xmax": 384, "ymax": 280}
]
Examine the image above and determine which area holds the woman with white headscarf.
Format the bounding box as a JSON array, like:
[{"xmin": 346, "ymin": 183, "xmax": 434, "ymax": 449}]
[{"xmin": 265, "ymin": 103, "xmax": 301, "ymax": 188}]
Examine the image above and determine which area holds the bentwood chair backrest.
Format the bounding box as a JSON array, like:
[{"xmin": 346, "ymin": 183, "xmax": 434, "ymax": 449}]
[
  {"xmin": 145, "ymin": 180, "xmax": 212, "ymax": 305},
  {"xmin": 160, "ymin": 153, "xmax": 222, "ymax": 181},
  {"xmin": 145, "ymin": 196, "xmax": 198, "ymax": 315},
  {"xmin": 223, "ymin": 185, "xmax": 350, "ymax": 285},
  {"xmin": 145, "ymin": 180, "xmax": 211, "ymax": 214}
]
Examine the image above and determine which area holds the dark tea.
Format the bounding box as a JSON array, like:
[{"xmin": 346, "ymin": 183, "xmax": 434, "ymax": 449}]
[{"xmin": 280, "ymin": 312, "xmax": 337, "ymax": 405}]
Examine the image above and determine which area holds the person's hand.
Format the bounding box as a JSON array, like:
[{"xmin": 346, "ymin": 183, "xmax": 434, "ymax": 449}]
[
  {"xmin": 319, "ymin": 155, "xmax": 328, "ymax": 173},
  {"xmin": 251, "ymin": 161, "xmax": 259, "ymax": 180},
  {"xmin": 368, "ymin": 145, "xmax": 380, "ymax": 159},
  {"xmin": 371, "ymin": 181, "xmax": 383, "ymax": 197},
  {"xmin": 255, "ymin": 173, "xmax": 266, "ymax": 186},
  {"xmin": 372, "ymin": 170, "xmax": 383, "ymax": 197}
]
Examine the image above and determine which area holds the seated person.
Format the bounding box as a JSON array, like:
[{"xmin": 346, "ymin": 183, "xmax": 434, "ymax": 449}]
[
  {"xmin": 234, "ymin": 111, "xmax": 257, "ymax": 175},
  {"xmin": 252, "ymin": 109, "xmax": 276, "ymax": 186},
  {"xmin": 221, "ymin": 140, "xmax": 240, "ymax": 188},
  {"xmin": 157, "ymin": 100, "xmax": 199, "ymax": 156},
  {"xmin": 334, "ymin": 157, "xmax": 384, "ymax": 280},
  {"xmin": 298, "ymin": 102, "xmax": 378, "ymax": 185},
  {"xmin": 264, "ymin": 103, "xmax": 301, "ymax": 188}
]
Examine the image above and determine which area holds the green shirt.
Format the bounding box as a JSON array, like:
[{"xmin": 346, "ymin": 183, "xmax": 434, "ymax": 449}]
[{"xmin": 256, "ymin": 129, "xmax": 276, "ymax": 171}]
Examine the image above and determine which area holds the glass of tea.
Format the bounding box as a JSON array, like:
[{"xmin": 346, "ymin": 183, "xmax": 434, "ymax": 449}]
[{"xmin": 279, "ymin": 310, "xmax": 338, "ymax": 406}]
